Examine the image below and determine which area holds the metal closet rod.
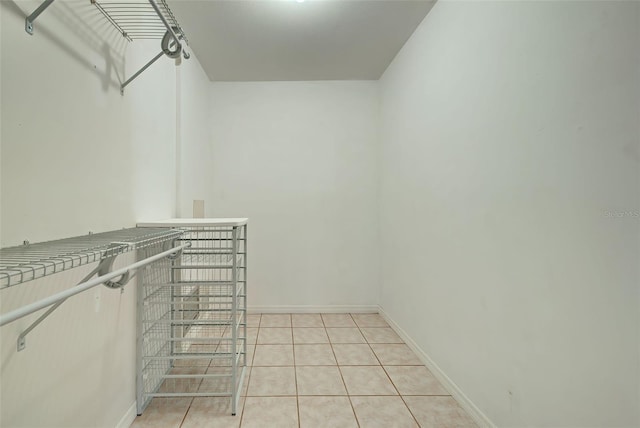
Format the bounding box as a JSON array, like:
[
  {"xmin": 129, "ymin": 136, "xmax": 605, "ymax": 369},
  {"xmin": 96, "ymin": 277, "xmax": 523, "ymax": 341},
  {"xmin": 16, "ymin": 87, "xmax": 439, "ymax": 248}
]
[{"xmin": 0, "ymin": 242, "xmax": 190, "ymax": 328}]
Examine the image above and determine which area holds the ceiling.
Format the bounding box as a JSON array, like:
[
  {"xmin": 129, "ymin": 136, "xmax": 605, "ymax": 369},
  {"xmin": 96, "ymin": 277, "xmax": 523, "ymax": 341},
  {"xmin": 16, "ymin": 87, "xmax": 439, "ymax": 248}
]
[{"xmin": 168, "ymin": 0, "xmax": 435, "ymax": 81}]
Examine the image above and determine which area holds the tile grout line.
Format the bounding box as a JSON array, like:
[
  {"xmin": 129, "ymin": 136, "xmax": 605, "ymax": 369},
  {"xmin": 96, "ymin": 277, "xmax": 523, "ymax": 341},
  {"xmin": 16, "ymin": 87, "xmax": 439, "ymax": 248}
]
[
  {"xmin": 382, "ymin": 363, "xmax": 424, "ymax": 427},
  {"xmin": 176, "ymin": 316, "xmax": 217, "ymax": 428},
  {"xmin": 358, "ymin": 315, "xmax": 420, "ymax": 427},
  {"xmin": 238, "ymin": 313, "xmax": 262, "ymax": 427},
  {"xmin": 251, "ymin": 314, "xmax": 447, "ymax": 427},
  {"xmin": 330, "ymin": 313, "xmax": 362, "ymax": 428},
  {"xmin": 294, "ymin": 313, "xmax": 332, "ymax": 428},
  {"xmin": 177, "ymin": 397, "xmax": 195, "ymax": 428},
  {"xmin": 136, "ymin": 313, "xmax": 460, "ymax": 428},
  {"xmin": 289, "ymin": 314, "xmax": 301, "ymax": 428},
  {"xmin": 358, "ymin": 313, "xmax": 424, "ymax": 428}
]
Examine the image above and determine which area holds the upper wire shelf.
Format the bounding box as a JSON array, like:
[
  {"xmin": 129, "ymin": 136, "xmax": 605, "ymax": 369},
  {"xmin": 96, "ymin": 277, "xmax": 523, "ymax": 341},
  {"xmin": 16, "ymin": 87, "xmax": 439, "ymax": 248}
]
[
  {"xmin": 92, "ymin": 0, "xmax": 189, "ymax": 43},
  {"xmin": 0, "ymin": 228, "xmax": 184, "ymax": 289},
  {"xmin": 24, "ymin": 0, "xmax": 190, "ymax": 93}
]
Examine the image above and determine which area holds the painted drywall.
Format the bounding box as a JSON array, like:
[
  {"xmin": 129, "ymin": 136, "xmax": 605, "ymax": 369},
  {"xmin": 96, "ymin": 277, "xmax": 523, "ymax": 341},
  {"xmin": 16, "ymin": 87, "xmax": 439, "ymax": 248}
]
[
  {"xmin": 378, "ymin": 1, "xmax": 640, "ymax": 427},
  {"xmin": 0, "ymin": 0, "xmax": 207, "ymax": 426},
  {"xmin": 0, "ymin": 0, "xmax": 176, "ymax": 247},
  {"xmin": 176, "ymin": 53, "xmax": 213, "ymax": 218},
  {"xmin": 209, "ymin": 81, "xmax": 379, "ymax": 309},
  {"xmin": 0, "ymin": 256, "xmax": 137, "ymax": 428}
]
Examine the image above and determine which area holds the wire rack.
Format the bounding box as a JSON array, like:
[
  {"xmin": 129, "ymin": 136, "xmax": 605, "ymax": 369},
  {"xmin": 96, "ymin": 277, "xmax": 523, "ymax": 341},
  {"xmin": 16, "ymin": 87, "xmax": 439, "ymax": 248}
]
[
  {"xmin": 136, "ymin": 219, "xmax": 247, "ymax": 416},
  {"xmin": 0, "ymin": 228, "xmax": 183, "ymax": 289},
  {"xmin": 92, "ymin": 0, "xmax": 189, "ymax": 43}
]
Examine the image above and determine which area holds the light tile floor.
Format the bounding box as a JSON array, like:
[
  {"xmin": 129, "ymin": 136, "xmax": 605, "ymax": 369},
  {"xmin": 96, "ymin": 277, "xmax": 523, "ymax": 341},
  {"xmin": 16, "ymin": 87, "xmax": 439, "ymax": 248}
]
[{"xmin": 131, "ymin": 313, "xmax": 477, "ymax": 428}]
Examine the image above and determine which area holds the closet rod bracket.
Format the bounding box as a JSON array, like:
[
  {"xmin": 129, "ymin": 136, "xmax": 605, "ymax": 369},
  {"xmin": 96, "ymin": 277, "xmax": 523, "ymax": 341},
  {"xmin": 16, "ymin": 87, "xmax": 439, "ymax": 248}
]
[
  {"xmin": 25, "ymin": 0, "xmax": 55, "ymax": 35},
  {"xmin": 97, "ymin": 243, "xmax": 134, "ymax": 288}
]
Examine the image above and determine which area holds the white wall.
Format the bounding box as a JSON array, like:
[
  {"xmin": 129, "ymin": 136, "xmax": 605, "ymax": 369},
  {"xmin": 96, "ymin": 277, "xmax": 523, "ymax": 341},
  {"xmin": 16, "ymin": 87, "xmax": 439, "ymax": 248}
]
[
  {"xmin": 0, "ymin": 1, "xmax": 210, "ymax": 426},
  {"xmin": 176, "ymin": 53, "xmax": 213, "ymax": 218},
  {"xmin": 209, "ymin": 81, "xmax": 379, "ymax": 310},
  {"xmin": 0, "ymin": 256, "xmax": 137, "ymax": 428},
  {"xmin": 3, "ymin": 0, "xmax": 638, "ymax": 426},
  {"xmin": 379, "ymin": 1, "xmax": 639, "ymax": 427},
  {"xmin": 0, "ymin": 0, "xmax": 178, "ymax": 247}
]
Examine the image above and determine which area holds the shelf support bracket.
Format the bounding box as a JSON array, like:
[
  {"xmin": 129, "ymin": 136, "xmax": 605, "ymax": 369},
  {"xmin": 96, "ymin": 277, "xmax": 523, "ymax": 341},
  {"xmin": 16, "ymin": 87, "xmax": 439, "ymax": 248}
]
[
  {"xmin": 16, "ymin": 243, "xmax": 133, "ymax": 352},
  {"xmin": 120, "ymin": 51, "xmax": 165, "ymax": 95},
  {"xmin": 17, "ymin": 264, "xmax": 100, "ymax": 351},
  {"xmin": 120, "ymin": 35, "xmax": 188, "ymax": 94},
  {"xmin": 12, "ymin": 242, "xmax": 187, "ymax": 351},
  {"xmin": 25, "ymin": 0, "xmax": 55, "ymax": 35}
]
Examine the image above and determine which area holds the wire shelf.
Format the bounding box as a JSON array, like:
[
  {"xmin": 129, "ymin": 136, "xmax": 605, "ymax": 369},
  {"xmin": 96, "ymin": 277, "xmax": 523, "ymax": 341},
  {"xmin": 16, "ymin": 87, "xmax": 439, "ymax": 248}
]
[
  {"xmin": 0, "ymin": 227, "xmax": 183, "ymax": 289},
  {"xmin": 92, "ymin": 0, "xmax": 189, "ymax": 43}
]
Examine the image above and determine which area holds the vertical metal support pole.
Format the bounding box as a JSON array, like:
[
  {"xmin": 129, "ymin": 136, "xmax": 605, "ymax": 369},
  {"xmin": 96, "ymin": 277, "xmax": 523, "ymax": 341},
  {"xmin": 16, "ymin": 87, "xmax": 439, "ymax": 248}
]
[
  {"xmin": 243, "ymin": 225, "xmax": 247, "ymax": 368},
  {"xmin": 135, "ymin": 252, "xmax": 145, "ymax": 415},
  {"xmin": 231, "ymin": 226, "xmax": 238, "ymax": 415},
  {"xmin": 170, "ymin": 249, "xmax": 177, "ymax": 367},
  {"xmin": 25, "ymin": 0, "xmax": 55, "ymax": 35},
  {"xmin": 175, "ymin": 66, "xmax": 182, "ymax": 218}
]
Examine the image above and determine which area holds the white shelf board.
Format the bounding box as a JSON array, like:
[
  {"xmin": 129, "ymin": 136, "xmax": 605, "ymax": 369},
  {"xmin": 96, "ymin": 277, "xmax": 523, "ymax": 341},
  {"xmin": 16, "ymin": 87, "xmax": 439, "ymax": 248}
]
[{"xmin": 137, "ymin": 218, "xmax": 248, "ymax": 228}]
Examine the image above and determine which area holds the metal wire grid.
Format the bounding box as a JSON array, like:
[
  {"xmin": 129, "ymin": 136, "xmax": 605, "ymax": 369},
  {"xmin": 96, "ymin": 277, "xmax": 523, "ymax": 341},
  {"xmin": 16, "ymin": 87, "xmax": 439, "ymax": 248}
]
[
  {"xmin": 137, "ymin": 225, "xmax": 247, "ymax": 414},
  {"xmin": 92, "ymin": 0, "xmax": 189, "ymax": 43},
  {"xmin": 137, "ymin": 244, "xmax": 174, "ymax": 411},
  {"xmin": 0, "ymin": 228, "xmax": 183, "ymax": 289}
]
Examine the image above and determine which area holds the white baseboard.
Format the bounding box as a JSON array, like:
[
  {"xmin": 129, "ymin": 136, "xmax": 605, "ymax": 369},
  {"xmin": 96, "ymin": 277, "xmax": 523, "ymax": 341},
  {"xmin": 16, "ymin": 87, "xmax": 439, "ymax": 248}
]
[
  {"xmin": 115, "ymin": 401, "xmax": 137, "ymax": 428},
  {"xmin": 378, "ymin": 307, "xmax": 495, "ymax": 428},
  {"xmin": 248, "ymin": 305, "xmax": 378, "ymax": 314}
]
